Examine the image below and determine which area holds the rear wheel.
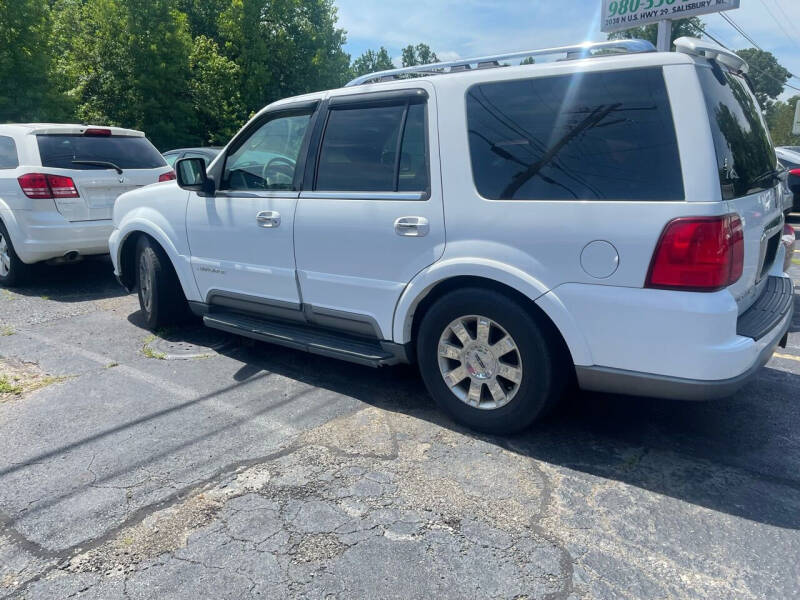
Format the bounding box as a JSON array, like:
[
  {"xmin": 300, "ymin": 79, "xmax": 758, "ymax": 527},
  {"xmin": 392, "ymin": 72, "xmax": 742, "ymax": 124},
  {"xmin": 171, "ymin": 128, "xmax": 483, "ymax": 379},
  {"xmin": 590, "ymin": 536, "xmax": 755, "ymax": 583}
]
[
  {"xmin": 0, "ymin": 221, "xmax": 27, "ymax": 287},
  {"xmin": 417, "ymin": 288, "xmax": 566, "ymax": 434},
  {"xmin": 136, "ymin": 236, "xmax": 188, "ymax": 330}
]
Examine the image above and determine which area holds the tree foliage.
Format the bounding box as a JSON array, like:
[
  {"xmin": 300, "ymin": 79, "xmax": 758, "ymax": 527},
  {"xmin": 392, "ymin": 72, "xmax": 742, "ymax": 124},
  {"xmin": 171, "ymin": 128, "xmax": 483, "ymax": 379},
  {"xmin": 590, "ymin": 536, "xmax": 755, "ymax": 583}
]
[
  {"xmin": 608, "ymin": 17, "xmax": 703, "ymax": 47},
  {"xmin": 401, "ymin": 43, "xmax": 439, "ymax": 67},
  {"xmin": 351, "ymin": 47, "xmax": 394, "ymax": 78},
  {"xmin": 0, "ymin": 0, "xmax": 68, "ymax": 121},
  {"xmin": 735, "ymin": 48, "xmax": 791, "ymax": 110},
  {"xmin": 767, "ymin": 96, "xmax": 800, "ymax": 147},
  {"xmin": 1, "ymin": 1, "xmax": 440, "ymax": 149}
]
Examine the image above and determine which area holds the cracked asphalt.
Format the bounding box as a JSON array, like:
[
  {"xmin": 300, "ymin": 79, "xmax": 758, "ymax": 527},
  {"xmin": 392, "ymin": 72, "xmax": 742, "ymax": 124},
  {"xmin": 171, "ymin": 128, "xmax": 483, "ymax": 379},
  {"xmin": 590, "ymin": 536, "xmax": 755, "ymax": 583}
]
[{"xmin": 0, "ymin": 239, "xmax": 799, "ymax": 599}]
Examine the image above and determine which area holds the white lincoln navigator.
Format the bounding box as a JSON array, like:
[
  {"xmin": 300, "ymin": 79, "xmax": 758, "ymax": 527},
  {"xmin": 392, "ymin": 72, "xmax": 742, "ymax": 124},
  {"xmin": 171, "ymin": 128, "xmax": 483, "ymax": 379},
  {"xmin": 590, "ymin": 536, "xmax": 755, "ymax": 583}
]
[{"xmin": 109, "ymin": 38, "xmax": 794, "ymax": 434}]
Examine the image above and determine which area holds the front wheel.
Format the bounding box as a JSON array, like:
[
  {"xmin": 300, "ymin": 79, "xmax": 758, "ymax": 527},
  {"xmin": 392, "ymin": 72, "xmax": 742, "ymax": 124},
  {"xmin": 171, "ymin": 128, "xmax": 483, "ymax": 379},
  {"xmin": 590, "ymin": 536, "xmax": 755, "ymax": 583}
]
[
  {"xmin": 417, "ymin": 288, "xmax": 567, "ymax": 435},
  {"xmin": 136, "ymin": 236, "xmax": 188, "ymax": 330}
]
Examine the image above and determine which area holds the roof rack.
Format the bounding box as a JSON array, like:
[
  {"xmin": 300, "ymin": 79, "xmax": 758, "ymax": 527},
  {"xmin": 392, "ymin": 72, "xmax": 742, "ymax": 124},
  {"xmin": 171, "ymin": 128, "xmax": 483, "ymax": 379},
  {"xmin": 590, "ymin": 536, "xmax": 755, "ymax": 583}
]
[{"xmin": 346, "ymin": 39, "xmax": 656, "ymax": 87}]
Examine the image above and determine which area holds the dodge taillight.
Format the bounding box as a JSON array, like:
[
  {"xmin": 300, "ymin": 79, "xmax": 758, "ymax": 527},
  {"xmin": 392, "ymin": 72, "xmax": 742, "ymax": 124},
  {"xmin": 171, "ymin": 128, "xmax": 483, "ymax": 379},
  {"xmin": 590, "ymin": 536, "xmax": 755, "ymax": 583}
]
[
  {"xmin": 18, "ymin": 173, "xmax": 80, "ymax": 199},
  {"xmin": 646, "ymin": 215, "xmax": 744, "ymax": 292}
]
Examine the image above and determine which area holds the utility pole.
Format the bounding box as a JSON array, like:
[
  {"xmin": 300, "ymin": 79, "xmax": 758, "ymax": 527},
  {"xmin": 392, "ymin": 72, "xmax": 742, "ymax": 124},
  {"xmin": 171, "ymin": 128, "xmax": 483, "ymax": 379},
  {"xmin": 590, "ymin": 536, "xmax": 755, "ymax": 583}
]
[{"xmin": 656, "ymin": 20, "xmax": 672, "ymax": 52}]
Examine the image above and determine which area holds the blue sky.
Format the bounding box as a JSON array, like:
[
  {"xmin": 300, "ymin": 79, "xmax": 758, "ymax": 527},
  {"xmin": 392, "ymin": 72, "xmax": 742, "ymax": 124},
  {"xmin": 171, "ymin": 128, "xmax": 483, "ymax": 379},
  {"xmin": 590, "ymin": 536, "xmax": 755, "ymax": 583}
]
[{"xmin": 335, "ymin": 0, "xmax": 800, "ymax": 98}]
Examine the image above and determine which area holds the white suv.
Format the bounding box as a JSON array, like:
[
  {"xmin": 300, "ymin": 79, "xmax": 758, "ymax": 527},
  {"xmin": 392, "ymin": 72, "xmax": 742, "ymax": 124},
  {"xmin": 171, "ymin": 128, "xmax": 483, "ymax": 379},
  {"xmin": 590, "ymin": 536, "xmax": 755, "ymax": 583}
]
[
  {"xmin": 109, "ymin": 38, "xmax": 794, "ymax": 434},
  {"xmin": 0, "ymin": 124, "xmax": 173, "ymax": 285}
]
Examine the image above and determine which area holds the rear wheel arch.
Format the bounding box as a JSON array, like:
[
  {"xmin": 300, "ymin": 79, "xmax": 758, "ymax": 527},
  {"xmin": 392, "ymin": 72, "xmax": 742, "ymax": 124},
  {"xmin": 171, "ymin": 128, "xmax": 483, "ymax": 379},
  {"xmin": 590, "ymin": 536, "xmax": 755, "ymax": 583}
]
[{"xmin": 408, "ymin": 275, "xmax": 574, "ymax": 368}]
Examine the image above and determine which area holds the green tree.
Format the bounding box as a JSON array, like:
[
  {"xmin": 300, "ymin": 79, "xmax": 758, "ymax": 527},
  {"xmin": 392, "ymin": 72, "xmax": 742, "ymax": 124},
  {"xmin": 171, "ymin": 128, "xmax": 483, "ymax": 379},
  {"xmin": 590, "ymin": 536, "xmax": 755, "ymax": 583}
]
[
  {"xmin": 0, "ymin": 0, "xmax": 69, "ymax": 121},
  {"xmin": 174, "ymin": 0, "xmax": 230, "ymax": 39},
  {"xmin": 54, "ymin": 0, "xmax": 197, "ymax": 150},
  {"xmin": 189, "ymin": 35, "xmax": 245, "ymax": 144},
  {"xmin": 351, "ymin": 47, "xmax": 394, "ymax": 78},
  {"xmin": 767, "ymin": 96, "xmax": 800, "ymax": 146},
  {"xmin": 735, "ymin": 48, "xmax": 791, "ymax": 111},
  {"xmin": 608, "ymin": 16, "xmax": 703, "ymax": 47},
  {"xmin": 219, "ymin": 0, "xmax": 350, "ymax": 116},
  {"xmin": 401, "ymin": 43, "xmax": 439, "ymax": 67}
]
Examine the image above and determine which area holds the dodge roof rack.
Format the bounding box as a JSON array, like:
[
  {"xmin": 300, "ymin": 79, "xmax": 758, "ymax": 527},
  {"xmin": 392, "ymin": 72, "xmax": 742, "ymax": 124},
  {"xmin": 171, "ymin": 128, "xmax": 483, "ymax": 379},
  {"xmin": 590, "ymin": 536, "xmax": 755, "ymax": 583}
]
[{"xmin": 346, "ymin": 39, "xmax": 656, "ymax": 87}]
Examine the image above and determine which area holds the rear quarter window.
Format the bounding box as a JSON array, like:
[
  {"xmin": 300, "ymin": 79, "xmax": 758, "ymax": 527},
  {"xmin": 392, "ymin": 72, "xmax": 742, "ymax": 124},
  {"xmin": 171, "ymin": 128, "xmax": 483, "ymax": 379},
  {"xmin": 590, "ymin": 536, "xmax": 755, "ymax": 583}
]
[
  {"xmin": 466, "ymin": 67, "xmax": 684, "ymax": 201},
  {"xmin": 0, "ymin": 136, "xmax": 19, "ymax": 169},
  {"xmin": 37, "ymin": 135, "xmax": 166, "ymax": 170},
  {"xmin": 697, "ymin": 63, "xmax": 776, "ymax": 200}
]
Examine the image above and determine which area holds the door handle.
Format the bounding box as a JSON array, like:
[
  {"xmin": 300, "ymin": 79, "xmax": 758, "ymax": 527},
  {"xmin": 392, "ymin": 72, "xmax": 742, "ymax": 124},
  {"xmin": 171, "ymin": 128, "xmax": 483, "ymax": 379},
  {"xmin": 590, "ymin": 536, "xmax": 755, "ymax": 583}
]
[
  {"xmin": 394, "ymin": 216, "xmax": 429, "ymax": 237},
  {"xmin": 256, "ymin": 211, "xmax": 281, "ymax": 228}
]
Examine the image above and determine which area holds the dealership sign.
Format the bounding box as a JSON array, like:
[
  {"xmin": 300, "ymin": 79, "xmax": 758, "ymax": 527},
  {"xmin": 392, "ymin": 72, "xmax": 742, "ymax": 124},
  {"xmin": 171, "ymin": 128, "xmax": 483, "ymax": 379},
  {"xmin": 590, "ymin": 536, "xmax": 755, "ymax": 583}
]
[{"xmin": 602, "ymin": 0, "xmax": 740, "ymax": 33}]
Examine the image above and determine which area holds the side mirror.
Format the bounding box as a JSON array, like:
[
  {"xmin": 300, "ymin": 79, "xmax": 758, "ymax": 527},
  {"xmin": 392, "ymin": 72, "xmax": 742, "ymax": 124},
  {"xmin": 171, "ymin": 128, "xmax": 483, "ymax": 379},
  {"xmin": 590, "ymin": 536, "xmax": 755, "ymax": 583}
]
[{"xmin": 175, "ymin": 157, "xmax": 215, "ymax": 195}]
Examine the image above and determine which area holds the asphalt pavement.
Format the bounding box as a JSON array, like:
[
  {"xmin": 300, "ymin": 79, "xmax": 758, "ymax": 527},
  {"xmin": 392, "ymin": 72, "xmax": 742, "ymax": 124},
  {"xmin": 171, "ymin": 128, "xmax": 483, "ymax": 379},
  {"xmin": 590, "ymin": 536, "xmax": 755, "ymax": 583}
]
[{"xmin": 0, "ymin": 240, "xmax": 798, "ymax": 599}]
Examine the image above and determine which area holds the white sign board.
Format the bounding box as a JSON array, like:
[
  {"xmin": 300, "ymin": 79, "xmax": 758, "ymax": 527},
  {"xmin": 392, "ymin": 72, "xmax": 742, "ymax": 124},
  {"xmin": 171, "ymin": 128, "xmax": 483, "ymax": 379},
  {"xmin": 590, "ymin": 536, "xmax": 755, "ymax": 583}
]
[
  {"xmin": 793, "ymin": 101, "xmax": 800, "ymax": 136},
  {"xmin": 602, "ymin": 0, "xmax": 740, "ymax": 34}
]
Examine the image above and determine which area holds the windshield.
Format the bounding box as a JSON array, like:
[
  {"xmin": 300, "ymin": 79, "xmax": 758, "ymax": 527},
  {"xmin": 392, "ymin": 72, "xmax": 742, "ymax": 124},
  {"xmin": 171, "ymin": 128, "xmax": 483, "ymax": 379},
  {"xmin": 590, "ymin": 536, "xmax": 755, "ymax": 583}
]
[
  {"xmin": 37, "ymin": 134, "xmax": 166, "ymax": 170},
  {"xmin": 697, "ymin": 63, "xmax": 777, "ymax": 200}
]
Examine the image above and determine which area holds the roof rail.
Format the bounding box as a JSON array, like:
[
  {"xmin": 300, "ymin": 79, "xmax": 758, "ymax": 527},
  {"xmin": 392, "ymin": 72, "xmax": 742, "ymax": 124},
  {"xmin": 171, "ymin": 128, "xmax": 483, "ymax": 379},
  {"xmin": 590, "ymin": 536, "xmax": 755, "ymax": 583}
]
[
  {"xmin": 345, "ymin": 39, "xmax": 656, "ymax": 87},
  {"xmin": 673, "ymin": 37, "xmax": 749, "ymax": 73}
]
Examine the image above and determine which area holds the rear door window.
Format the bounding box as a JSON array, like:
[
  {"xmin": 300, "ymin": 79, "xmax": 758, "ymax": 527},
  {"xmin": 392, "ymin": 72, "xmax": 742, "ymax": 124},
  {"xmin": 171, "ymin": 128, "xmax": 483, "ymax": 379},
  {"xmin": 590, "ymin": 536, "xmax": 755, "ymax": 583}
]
[
  {"xmin": 466, "ymin": 68, "xmax": 684, "ymax": 201},
  {"xmin": 697, "ymin": 63, "xmax": 776, "ymax": 200},
  {"xmin": 37, "ymin": 135, "xmax": 166, "ymax": 170},
  {"xmin": 315, "ymin": 99, "xmax": 429, "ymax": 193},
  {"xmin": 0, "ymin": 136, "xmax": 19, "ymax": 169}
]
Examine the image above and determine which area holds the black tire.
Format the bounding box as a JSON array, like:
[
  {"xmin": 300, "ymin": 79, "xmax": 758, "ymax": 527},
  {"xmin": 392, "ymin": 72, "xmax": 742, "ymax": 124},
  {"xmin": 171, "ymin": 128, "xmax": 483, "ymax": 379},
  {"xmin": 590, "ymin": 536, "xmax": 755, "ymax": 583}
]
[
  {"xmin": 136, "ymin": 236, "xmax": 188, "ymax": 330},
  {"xmin": 417, "ymin": 288, "xmax": 567, "ymax": 435},
  {"xmin": 0, "ymin": 220, "xmax": 28, "ymax": 287}
]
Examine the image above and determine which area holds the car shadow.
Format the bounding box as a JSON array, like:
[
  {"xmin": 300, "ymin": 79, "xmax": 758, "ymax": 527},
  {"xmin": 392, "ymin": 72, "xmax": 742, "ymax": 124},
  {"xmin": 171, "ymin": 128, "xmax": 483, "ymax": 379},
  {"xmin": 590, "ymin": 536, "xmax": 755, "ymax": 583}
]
[
  {"xmin": 4, "ymin": 255, "xmax": 127, "ymax": 302},
  {"xmin": 178, "ymin": 330, "xmax": 800, "ymax": 531}
]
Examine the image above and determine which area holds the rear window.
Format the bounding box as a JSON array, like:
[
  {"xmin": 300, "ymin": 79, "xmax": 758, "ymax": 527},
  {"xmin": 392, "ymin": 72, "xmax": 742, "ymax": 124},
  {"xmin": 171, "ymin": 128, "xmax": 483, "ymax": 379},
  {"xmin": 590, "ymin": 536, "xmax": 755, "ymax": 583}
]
[
  {"xmin": 0, "ymin": 136, "xmax": 18, "ymax": 169},
  {"xmin": 466, "ymin": 68, "xmax": 684, "ymax": 201},
  {"xmin": 697, "ymin": 64, "xmax": 776, "ymax": 200},
  {"xmin": 37, "ymin": 135, "xmax": 166, "ymax": 170}
]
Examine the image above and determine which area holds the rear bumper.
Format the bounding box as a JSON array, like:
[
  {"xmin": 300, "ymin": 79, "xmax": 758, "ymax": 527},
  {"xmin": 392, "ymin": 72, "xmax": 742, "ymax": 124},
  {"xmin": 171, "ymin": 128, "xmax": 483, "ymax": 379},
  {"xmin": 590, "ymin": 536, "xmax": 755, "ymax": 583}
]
[
  {"xmin": 3, "ymin": 209, "xmax": 112, "ymax": 263},
  {"xmin": 553, "ymin": 274, "xmax": 795, "ymax": 400},
  {"xmin": 576, "ymin": 303, "xmax": 791, "ymax": 400}
]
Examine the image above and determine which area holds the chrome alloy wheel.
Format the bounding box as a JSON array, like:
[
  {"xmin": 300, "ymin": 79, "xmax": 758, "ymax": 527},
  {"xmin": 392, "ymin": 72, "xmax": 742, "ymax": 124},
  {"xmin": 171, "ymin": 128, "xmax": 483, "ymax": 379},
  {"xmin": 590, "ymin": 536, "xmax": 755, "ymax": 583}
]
[
  {"xmin": 0, "ymin": 233, "xmax": 10, "ymax": 278},
  {"xmin": 139, "ymin": 253, "xmax": 153, "ymax": 313},
  {"xmin": 437, "ymin": 315, "xmax": 523, "ymax": 410}
]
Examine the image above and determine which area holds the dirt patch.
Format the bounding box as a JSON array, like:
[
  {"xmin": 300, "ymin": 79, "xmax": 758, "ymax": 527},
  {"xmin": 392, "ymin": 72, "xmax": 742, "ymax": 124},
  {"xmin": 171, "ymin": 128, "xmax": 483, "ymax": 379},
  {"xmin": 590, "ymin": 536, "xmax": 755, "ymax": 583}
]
[
  {"xmin": 0, "ymin": 358, "xmax": 66, "ymax": 402},
  {"xmin": 65, "ymin": 464, "xmax": 273, "ymax": 575}
]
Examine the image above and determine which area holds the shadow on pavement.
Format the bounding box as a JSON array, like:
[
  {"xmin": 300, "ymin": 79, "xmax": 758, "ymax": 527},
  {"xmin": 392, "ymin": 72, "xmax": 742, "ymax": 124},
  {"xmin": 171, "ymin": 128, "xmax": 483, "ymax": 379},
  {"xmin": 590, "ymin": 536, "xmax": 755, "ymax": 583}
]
[
  {"xmin": 210, "ymin": 331, "xmax": 800, "ymax": 530},
  {"xmin": 3, "ymin": 255, "xmax": 127, "ymax": 303}
]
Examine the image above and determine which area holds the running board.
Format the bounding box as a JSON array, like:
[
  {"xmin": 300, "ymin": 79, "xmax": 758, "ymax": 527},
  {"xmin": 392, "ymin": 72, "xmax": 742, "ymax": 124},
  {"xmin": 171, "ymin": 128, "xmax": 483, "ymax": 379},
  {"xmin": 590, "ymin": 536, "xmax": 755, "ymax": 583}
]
[{"xmin": 203, "ymin": 310, "xmax": 405, "ymax": 367}]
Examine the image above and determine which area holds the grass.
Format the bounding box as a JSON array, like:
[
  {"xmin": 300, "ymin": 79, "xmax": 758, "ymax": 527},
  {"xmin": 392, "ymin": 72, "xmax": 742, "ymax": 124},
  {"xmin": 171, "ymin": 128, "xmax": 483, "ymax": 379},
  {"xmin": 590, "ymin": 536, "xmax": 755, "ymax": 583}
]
[
  {"xmin": 0, "ymin": 375, "xmax": 22, "ymax": 395},
  {"xmin": 1, "ymin": 327, "xmax": 14, "ymax": 336},
  {"xmin": 141, "ymin": 335, "xmax": 166, "ymax": 360}
]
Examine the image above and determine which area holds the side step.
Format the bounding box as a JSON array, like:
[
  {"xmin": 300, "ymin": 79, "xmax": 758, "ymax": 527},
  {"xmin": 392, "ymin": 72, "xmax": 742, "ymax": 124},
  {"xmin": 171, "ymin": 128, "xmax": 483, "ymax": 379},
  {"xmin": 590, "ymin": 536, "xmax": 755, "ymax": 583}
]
[{"xmin": 203, "ymin": 310, "xmax": 403, "ymax": 367}]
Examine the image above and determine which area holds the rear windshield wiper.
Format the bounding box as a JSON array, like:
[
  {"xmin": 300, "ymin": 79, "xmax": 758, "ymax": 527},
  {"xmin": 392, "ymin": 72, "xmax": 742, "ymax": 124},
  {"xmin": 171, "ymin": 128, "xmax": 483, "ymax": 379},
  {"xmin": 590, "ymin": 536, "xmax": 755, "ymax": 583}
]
[
  {"xmin": 71, "ymin": 160, "xmax": 123, "ymax": 174},
  {"xmin": 750, "ymin": 168, "xmax": 781, "ymax": 187}
]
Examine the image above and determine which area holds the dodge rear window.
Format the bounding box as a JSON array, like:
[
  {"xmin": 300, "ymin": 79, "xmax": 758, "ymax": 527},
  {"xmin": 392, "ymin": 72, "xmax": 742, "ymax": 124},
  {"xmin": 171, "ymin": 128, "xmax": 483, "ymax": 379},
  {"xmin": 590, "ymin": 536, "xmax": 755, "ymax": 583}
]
[{"xmin": 37, "ymin": 135, "xmax": 166, "ymax": 170}]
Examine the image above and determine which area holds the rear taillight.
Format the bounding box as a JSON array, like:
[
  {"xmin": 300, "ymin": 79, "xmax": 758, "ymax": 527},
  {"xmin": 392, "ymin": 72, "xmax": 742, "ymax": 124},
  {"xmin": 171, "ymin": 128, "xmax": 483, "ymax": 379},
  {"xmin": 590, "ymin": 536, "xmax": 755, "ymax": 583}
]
[
  {"xmin": 17, "ymin": 173, "xmax": 79, "ymax": 199},
  {"xmin": 84, "ymin": 128, "xmax": 111, "ymax": 136},
  {"xmin": 646, "ymin": 214, "xmax": 744, "ymax": 292},
  {"xmin": 790, "ymin": 168, "xmax": 800, "ymax": 176},
  {"xmin": 158, "ymin": 171, "xmax": 176, "ymax": 182}
]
